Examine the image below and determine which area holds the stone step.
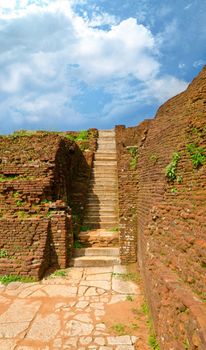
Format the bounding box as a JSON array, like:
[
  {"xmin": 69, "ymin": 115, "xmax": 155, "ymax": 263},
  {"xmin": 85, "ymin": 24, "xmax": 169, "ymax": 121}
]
[
  {"xmin": 86, "ymin": 196, "xmax": 117, "ymax": 201},
  {"xmin": 90, "ymin": 178, "xmax": 117, "ymax": 183},
  {"xmin": 86, "ymin": 205, "xmax": 117, "ymax": 210},
  {"xmin": 98, "ymin": 130, "xmax": 115, "ymax": 135},
  {"xmin": 78, "ymin": 229, "xmax": 119, "ymax": 247},
  {"xmin": 97, "ymin": 146, "xmax": 116, "ymax": 150},
  {"xmin": 70, "ymin": 256, "xmax": 120, "ymax": 267},
  {"xmin": 84, "ymin": 215, "xmax": 118, "ymax": 222},
  {"xmin": 97, "ymin": 141, "xmax": 116, "ymax": 145},
  {"xmin": 95, "ymin": 149, "xmax": 116, "ymax": 154},
  {"xmin": 85, "ymin": 208, "xmax": 117, "ymax": 214},
  {"xmin": 92, "ymin": 171, "xmax": 117, "ymax": 177},
  {"xmin": 87, "ymin": 191, "xmax": 117, "ymax": 197},
  {"xmin": 90, "ymin": 178, "xmax": 117, "ymax": 184},
  {"xmin": 86, "ymin": 201, "xmax": 117, "ymax": 207},
  {"xmin": 74, "ymin": 247, "xmax": 119, "ymax": 257},
  {"xmin": 93, "ymin": 160, "xmax": 117, "ymax": 166},
  {"xmin": 83, "ymin": 222, "xmax": 118, "ymax": 229},
  {"xmin": 92, "ymin": 169, "xmax": 117, "ymax": 175},
  {"xmin": 85, "ymin": 213, "xmax": 117, "ymax": 219},
  {"xmin": 98, "ymin": 134, "xmax": 115, "ymax": 139},
  {"xmin": 94, "ymin": 154, "xmax": 117, "ymax": 161},
  {"xmin": 87, "ymin": 196, "xmax": 118, "ymax": 202},
  {"xmin": 88, "ymin": 185, "xmax": 117, "ymax": 191},
  {"xmin": 86, "ymin": 204, "xmax": 117, "ymax": 209},
  {"xmin": 97, "ymin": 144, "xmax": 116, "ymax": 150},
  {"xmin": 90, "ymin": 182, "xmax": 117, "ymax": 187},
  {"xmin": 86, "ymin": 203, "xmax": 117, "ymax": 209},
  {"xmin": 95, "ymin": 149, "xmax": 116, "ymax": 153}
]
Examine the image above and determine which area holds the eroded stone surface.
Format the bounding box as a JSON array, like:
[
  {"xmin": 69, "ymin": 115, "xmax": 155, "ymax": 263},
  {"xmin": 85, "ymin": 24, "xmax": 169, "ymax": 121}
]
[
  {"xmin": 26, "ymin": 314, "xmax": 61, "ymax": 341},
  {"xmin": 0, "ymin": 265, "xmax": 149, "ymax": 349},
  {"xmin": 112, "ymin": 278, "xmax": 139, "ymax": 295}
]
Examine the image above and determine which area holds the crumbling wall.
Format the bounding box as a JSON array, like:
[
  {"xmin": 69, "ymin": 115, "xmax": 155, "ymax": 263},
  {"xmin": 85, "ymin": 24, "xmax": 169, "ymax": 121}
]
[
  {"xmin": 116, "ymin": 66, "xmax": 206, "ymax": 349},
  {"xmin": 0, "ymin": 130, "xmax": 97, "ymax": 278}
]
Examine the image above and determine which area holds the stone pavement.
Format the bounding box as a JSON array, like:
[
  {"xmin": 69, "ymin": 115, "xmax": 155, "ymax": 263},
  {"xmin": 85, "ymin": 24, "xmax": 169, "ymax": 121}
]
[{"xmin": 0, "ymin": 265, "xmax": 150, "ymax": 350}]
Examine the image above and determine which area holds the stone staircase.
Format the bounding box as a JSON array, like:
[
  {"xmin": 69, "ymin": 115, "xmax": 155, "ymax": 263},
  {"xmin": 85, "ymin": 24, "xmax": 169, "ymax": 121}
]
[{"xmin": 71, "ymin": 129, "xmax": 120, "ymax": 267}]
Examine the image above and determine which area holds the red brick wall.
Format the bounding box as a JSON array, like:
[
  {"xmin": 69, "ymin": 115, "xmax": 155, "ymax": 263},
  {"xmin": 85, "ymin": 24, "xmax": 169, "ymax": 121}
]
[
  {"xmin": 115, "ymin": 121, "xmax": 151, "ymax": 263},
  {"xmin": 0, "ymin": 130, "xmax": 97, "ymax": 278},
  {"xmin": 116, "ymin": 66, "xmax": 206, "ymax": 349},
  {"xmin": 0, "ymin": 218, "xmax": 50, "ymax": 279}
]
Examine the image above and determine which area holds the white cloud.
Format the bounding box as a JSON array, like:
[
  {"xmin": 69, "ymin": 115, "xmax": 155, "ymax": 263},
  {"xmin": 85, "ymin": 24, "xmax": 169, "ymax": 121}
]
[
  {"xmin": 145, "ymin": 76, "xmax": 188, "ymax": 102},
  {"xmin": 178, "ymin": 63, "xmax": 186, "ymax": 69},
  {"xmin": 184, "ymin": 3, "xmax": 193, "ymax": 10},
  {"xmin": 0, "ymin": 63, "xmax": 32, "ymax": 93},
  {"xmin": 193, "ymin": 60, "xmax": 205, "ymax": 68},
  {"xmin": 0, "ymin": 0, "xmax": 188, "ymax": 132},
  {"xmin": 0, "ymin": 0, "xmax": 16, "ymax": 9}
]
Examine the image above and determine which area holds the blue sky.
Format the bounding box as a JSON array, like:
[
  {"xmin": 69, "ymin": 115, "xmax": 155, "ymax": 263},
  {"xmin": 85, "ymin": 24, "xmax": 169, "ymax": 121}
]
[{"xmin": 0, "ymin": 0, "xmax": 205, "ymax": 134}]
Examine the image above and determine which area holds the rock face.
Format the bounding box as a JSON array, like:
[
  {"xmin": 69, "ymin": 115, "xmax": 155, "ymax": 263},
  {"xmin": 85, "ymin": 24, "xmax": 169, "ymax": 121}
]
[{"xmin": 115, "ymin": 66, "xmax": 206, "ymax": 349}]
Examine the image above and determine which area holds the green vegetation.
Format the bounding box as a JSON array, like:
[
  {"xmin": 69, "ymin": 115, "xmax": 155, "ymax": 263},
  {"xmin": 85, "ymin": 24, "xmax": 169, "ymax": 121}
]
[
  {"xmin": 65, "ymin": 130, "xmax": 89, "ymax": 142},
  {"xmin": 0, "ymin": 175, "xmax": 34, "ymax": 182},
  {"xmin": 140, "ymin": 301, "xmax": 160, "ymax": 350},
  {"xmin": 131, "ymin": 322, "xmax": 139, "ymax": 330},
  {"xmin": 111, "ymin": 323, "xmax": 126, "ymax": 335},
  {"xmin": 41, "ymin": 199, "xmax": 53, "ymax": 205},
  {"xmin": 0, "ymin": 249, "xmax": 8, "ymax": 258},
  {"xmin": 183, "ymin": 338, "xmax": 190, "ymax": 350},
  {"xmin": 13, "ymin": 191, "xmax": 20, "ymax": 198},
  {"xmin": 80, "ymin": 225, "xmax": 91, "ymax": 232},
  {"xmin": 141, "ymin": 301, "xmax": 149, "ymax": 315},
  {"xmin": 149, "ymin": 334, "xmax": 160, "ymax": 350},
  {"xmin": 16, "ymin": 200, "xmax": 24, "ymax": 207},
  {"xmin": 128, "ymin": 146, "xmax": 138, "ymax": 170},
  {"xmin": 177, "ymin": 175, "xmax": 183, "ymax": 183},
  {"xmin": 112, "ymin": 272, "xmax": 140, "ymax": 283},
  {"xmin": 46, "ymin": 210, "xmax": 52, "ymax": 217},
  {"xmin": 0, "ymin": 175, "xmax": 19, "ymax": 182},
  {"xmin": 76, "ymin": 130, "xmax": 88, "ymax": 141},
  {"xmin": 65, "ymin": 134, "xmax": 76, "ymax": 141},
  {"xmin": 109, "ymin": 226, "xmax": 119, "ymax": 232},
  {"xmin": 126, "ymin": 294, "xmax": 134, "ymax": 301},
  {"xmin": 165, "ymin": 152, "xmax": 181, "ymax": 181},
  {"xmin": 149, "ymin": 154, "xmax": 159, "ymax": 164},
  {"xmin": 171, "ymin": 187, "xmax": 178, "ymax": 193},
  {"xmin": 186, "ymin": 143, "xmax": 205, "ymax": 168},
  {"xmin": 0, "ymin": 275, "xmax": 35, "ymax": 285},
  {"xmin": 74, "ymin": 240, "xmax": 84, "ymax": 248},
  {"xmin": 17, "ymin": 211, "xmax": 30, "ymax": 219},
  {"xmin": 8, "ymin": 130, "xmax": 35, "ymax": 138},
  {"xmin": 50, "ymin": 270, "xmax": 67, "ymax": 277}
]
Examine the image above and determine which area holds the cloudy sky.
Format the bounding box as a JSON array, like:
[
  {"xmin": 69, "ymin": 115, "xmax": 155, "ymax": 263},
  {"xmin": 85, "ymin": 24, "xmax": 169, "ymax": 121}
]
[{"xmin": 0, "ymin": 0, "xmax": 205, "ymax": 134}]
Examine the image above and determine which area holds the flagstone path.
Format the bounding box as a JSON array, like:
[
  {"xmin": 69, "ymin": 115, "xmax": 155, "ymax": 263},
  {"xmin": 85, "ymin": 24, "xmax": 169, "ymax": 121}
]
[{"xmin": 0, "ymin": 265, "xmax": 150, "ymax": 350}]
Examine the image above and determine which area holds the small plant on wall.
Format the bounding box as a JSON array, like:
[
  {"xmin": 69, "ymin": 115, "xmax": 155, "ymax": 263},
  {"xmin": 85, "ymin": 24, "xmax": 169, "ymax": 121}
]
[
  {"xmin": 186, "ymin": 143, "xmax": 205, "ymax": 168},
  {"xmin": 165, "ymin": 152, "xmax": 181, "ymax": 181},
  {"xmin": 127, "ymin": 146, "xmax": 138, "ymax": 170}
]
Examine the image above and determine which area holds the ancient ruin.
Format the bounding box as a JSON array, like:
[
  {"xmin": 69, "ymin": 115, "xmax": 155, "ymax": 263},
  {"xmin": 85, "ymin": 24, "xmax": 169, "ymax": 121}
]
[{"xmin": 0, "ymin": 66, "xmax": 205, "ymax": 349}]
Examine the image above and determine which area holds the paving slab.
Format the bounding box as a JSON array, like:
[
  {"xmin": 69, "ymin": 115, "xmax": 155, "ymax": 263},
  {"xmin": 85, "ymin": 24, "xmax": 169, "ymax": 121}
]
[
  {"xmin": 112, "ymin": 278, "xmax": 139, "ymax": 295},
  {"xmin": 26, "ymin": 314, "xmax": 61, "ymax": 341},
  {"xmin": 0, "ymin": 266, "xmax": 150, "ymax": 349}
]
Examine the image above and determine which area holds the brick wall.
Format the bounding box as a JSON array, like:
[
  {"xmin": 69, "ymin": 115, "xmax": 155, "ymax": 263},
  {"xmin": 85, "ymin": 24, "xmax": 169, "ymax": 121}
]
[
  {"xmin": 115, "ymin": 121, "xmax": 151, "ymax": 263},
  {"xmin": 0, "ymin": 130, "xmax": 97, "ymax": 278},
  {"xmin": 0, "ymin": 218, "xmax": 50, "ymax": 279},
  {"xmin": 116, "ymin": 66, "xmax": 206, "ymax": 349}
]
